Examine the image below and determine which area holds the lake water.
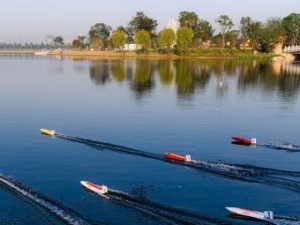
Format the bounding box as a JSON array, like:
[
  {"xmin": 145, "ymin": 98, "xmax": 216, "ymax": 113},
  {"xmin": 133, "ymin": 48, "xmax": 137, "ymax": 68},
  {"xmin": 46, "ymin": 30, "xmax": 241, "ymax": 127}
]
[{"xmin": 0, "ymin": 54, "xmax": 300, "ymax": 225}]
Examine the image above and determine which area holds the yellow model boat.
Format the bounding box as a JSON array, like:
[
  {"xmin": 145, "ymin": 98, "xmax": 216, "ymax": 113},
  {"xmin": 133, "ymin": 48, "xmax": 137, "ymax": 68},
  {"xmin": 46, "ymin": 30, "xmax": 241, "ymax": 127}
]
[{"xmin": 40, "ymin": 128, "xmax": 56, "ymax": 136}]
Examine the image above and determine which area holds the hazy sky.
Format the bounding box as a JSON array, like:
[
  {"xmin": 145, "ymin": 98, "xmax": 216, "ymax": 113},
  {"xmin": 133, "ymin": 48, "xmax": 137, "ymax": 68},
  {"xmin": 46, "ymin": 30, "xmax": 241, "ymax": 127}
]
[{"xmin": 1, "ymin": 0, "xmax": 299, "ymax": 43}]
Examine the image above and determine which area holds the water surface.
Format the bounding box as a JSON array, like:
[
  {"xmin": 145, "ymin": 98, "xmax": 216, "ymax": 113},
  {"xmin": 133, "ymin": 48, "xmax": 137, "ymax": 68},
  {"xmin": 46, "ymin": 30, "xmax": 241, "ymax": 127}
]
[{"xmin": 1, "ymin": 54, "xmax": 300, "ymax": 225}]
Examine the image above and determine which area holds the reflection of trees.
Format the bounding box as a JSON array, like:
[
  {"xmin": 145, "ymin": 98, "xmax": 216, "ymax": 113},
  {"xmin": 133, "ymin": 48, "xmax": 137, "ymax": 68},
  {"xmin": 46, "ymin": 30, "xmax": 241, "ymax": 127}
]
[
  {"xmin": 191, "ymin": 63, "xmax": 211, "ymax": 90},
  {"xmin": 238, "ymin": 62, "xmax": 300, "ymax": 100},
  {"xmin": 86, "ymin": 59, "xmax": 300, "ymax": 102},
  {"xmin": 111, "ymin": 60, "xmax": 126, "ymax": 82},
  {"xmin": 89, "ymin": 60, "xmax": 111, "ymax": 84},
  {"xmin": 174, "ymin": 60, "xmax": 212, "ymax": 97},
  {"xmin": 158, "ymin": 61, "xmax": 175, "ymax": 86},
  {"xmin": 131, "ymin": 60, "xmax": 155, "ymax": 97},
  {"xmin": 175, "ymin": 60, "xmax": 194, "ymax": 96},
  {"xmin": 198, "ymin": 60, "xmax": 241, "ymax": 77}
]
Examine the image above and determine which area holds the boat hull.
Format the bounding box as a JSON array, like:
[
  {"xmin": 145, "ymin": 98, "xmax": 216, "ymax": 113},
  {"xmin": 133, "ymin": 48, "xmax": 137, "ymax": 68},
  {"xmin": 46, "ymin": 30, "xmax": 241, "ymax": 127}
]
[
  {"xmin": 231, "ymin": 136, "xmax": 252, "ymax": 145},
  {"xmin": 164, "ymin": 153, "xmax": 187, "ymax": 162},
  {"xmin": 40, "ymin": 128, "xmax": 56, "ymax": 136},
  {"xmin": 226, "ymin": 207, "xmax": 265, "ymax": 220},
  {"xmin": 81, "ymin": 181, "xmax": 108, "ymax": 195}
]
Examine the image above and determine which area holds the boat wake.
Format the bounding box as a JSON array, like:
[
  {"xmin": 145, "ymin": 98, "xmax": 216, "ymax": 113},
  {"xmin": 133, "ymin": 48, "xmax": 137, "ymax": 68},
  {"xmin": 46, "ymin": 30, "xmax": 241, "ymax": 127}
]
[
  {"xmin": 56, "ymin": 133, "xmax": 300, "ymax": 194},
  {"xmin": 261, "ymin": 142, "xmax": 300, "ymax": 152},
  {"xmin": 83, "ymin": 186, "xmax": 236, "ymax": 225},
  {"xmin": 0, "ymin": 174, "xmax": 94, "ymax": 225},
  {"xmin": 272, "ymin": 218, "xmax": 300, "ymax": 225}
]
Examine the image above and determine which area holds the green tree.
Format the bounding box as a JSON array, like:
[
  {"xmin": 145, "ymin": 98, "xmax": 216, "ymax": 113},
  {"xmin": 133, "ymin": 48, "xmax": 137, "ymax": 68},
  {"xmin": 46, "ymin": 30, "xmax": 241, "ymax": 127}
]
[
  {"xmin": 260, "ymin": 18, "xmax": 284, "ymax": 52},
  {"xmin": 179, "ymin": 11, "xmax": 214, "ymax": 46},
  {"xmin": 215, "ymin": 15, "xmax": 234, "ymax": 47},
  {"xmin": 111, "ymin": 30, "xmax": 127, "ymax": 51},
  {"xmin": 176, "ymin": 27, "xmax": 194, "ymax": 55},
  {"xmin": 89, "ymin": 23, "xmax": 112, "ymax": 39},
  {"xmin": 240, "ymin": 17, "xmax": 252, "ymax": 40},
  {"xmin": 53, "ymin": 36, "xmax": 64, "ymax": 47},
  {"xmin": 127, "ymin": 11, "xmax": 158, "ymax": 39},
  {"xmin": 226, "ymin": 30, "xmax": 239, "ymax": 47},
  {"xmin": 158, "ymin": 28, "xmax": 175, "ymax": 51},
  {"xmin": 195, "ymin": 20, "xmax": 214, "ymax": 43},
  {"xmin": 89, "ymin": 38, "xmax": 102, "ymax": 50},
  {"xmin": 72, "ymin": 39, "xmax": 82, "ymax": 50},
  {"xmin": 179, "ymin": 11, "xmax": 199, "ymax": 29},
  {"xmin": 134, "ymin": 30, "xmax": 151, "ymax": 51},
  {"xmin": 283, "ymin": 13, "xmax": 300, "ymax": 45},
  {"xmin": 89, "ymin": 23, "xmax": 112, "ymax": 49},
  {"xmin": 46, "ymin": 35, "xmax": 64, "ymax": 48},
  {"xmin": 72, "ymin": 35, "xmax": 86, "ymax": 50},
  {"xmin": 240, "ymin": 17, "xmax": 263, "ymax": 50}
]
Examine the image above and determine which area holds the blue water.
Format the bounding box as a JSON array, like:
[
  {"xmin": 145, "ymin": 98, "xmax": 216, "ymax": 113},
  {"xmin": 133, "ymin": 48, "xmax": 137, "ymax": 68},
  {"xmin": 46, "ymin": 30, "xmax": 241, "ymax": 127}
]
[{"xmin": 0, "ymin": 55, "xmax": 300, "ymax": 225}]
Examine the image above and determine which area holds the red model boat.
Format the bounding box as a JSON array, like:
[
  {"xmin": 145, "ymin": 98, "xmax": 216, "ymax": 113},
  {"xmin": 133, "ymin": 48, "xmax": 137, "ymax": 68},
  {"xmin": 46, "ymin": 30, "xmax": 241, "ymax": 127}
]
[
  {"xmin": 164, "ymin": 153, "xmax": 191, "ymax": 162},
  {"xmin": 231, "ymin": 136, "xmax": 252, "ymax": 145}
]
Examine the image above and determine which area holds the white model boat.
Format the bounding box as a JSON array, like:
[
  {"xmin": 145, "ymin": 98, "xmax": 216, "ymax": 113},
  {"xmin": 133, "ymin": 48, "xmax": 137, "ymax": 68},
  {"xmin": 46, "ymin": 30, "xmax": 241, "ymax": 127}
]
[
  {"xmin": 226, "ymin": 207, "xmax": 273, "ymax": 220},
  {"xmin": 80, "ymin": 181, "xmax": 108, "ymax": 196}
]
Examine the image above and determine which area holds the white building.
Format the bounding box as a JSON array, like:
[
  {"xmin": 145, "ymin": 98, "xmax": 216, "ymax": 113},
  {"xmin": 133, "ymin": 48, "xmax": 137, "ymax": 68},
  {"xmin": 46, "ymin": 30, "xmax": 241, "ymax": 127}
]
[
  {"xmin": 166, "ymin": 18, "xmax": 178, "ymax": 33},
  {"xmin": 122, "ymin": 43, "xmax": 142, "ymax": 51}
]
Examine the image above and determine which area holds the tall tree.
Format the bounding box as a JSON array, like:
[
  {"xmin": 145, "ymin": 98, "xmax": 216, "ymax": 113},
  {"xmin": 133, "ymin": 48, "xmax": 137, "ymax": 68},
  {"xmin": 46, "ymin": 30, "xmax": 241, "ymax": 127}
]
[
  {"xmin": 240, "ymin": 17, "xmax": 263, "ymax": 50},
  {"xmin": 46, "ymin": 35, "xmax": 64, "ymax": 48},
  {"xmin": 53, "ymin": 36, "xmax": 64, "ymax": 48},
  {"xmin": 72, "ymin": 35, "xmax": 86, "ymax": 50},
  {"xmin": 111, "ymin": 30, "xmax": 127, "ymax": 51},
  {"xmin": 176, "ymin": 27, "xmax": 194, "ymax": 55},
  {"xmin": 158, "ymin": 28, "xmax": 175, "ymax": 52},
  {"xmin": 89, "ymin": 23, "xmax": 112, "ymax": 39},
  {"xmin": 240, "ymin": 17, "xmax": 252, "ymax": 40},
  {"xmin": 127, "ymin": 11, "xmax": 158, "ymax": 40},
  {"xmin": 260, "ymin": 18, "xmax": 284, "ymax": 52},
  {"xmin": 89, "ymin": 23, "xmax": 112, "ymax": 49},
  {"xmin": 215, "ymin": 15, "xmax": 234, "ymax": 47},
  {"xmin": 134, "ymin": 30, "xmax": 151, "ymax": 51},
  {"xmin": 179, "ymin": 11, "xmax": 214, "ymax": 46},
  {"xmin": 283, "ymin": 13, "xmax": 300, "ymax": 45},
  {"xmin": 179, "ymin": 11, "xmax": 199, "ymax": 29},
  {"xmin": 195, "ymin": 20, "xmax": 214, "ymax": 44}
]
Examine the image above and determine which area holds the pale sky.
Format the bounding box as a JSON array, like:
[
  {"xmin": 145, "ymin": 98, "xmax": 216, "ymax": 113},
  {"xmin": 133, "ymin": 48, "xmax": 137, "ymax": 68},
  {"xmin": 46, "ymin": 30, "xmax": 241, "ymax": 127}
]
[{"xmin": 1, "ymin": 0, "xmax": 299, "ymax": 43}]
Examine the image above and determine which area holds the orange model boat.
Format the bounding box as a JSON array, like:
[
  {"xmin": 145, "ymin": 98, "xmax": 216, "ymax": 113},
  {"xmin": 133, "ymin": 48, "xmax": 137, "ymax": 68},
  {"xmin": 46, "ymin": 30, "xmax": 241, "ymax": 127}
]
[{"xmin": 164, "ymin": 152, "xmax": 191, "ymax": 162}]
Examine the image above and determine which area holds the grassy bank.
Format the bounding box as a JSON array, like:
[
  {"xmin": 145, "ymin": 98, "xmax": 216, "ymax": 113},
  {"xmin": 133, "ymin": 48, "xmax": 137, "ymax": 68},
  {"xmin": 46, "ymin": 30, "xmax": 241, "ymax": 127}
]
[
  {"xmin": 48, "ymin": 49, "xmax": 274, "ymax": 60},
  {"xmin": 48, "ymin": 50, "xmax": 181, "ymax": 59},
  {"xmin": 187, "ymin": 48, "xmax": 274, "ymax": 60}
]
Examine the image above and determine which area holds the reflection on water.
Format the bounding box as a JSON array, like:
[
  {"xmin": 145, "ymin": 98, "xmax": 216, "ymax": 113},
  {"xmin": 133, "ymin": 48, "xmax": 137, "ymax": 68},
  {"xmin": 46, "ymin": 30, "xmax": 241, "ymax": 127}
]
[
  {"xmin": 132, "ymin": 60, "xmax": 155, "ymax": 98},
  {"xmin": 238, "ymin": 62, "xmax": 300, "ymax": 100},
  {"xmin": 87, "ymin": 59, "xmax": 300, "ymax": 102},
  {"xmin": 90, "ymin": 60, "xmax": 111, "ymax": 84}
]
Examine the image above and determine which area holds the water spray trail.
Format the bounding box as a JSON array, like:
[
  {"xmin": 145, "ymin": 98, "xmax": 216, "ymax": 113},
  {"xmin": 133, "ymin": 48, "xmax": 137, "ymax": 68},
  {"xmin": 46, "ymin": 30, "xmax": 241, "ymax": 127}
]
[
  {"xmin": 83, "ymin": 186, "xmax": 236, "ymax": 225},
  {"xmin": 272, "ymin": 217, "xmax": 300, "ymax": 225},
  {"xmin": 55, "ymin": 133, "xmax": 300, "ymax": 193},
  {"xmin": 262, "ymin": 142, "xmax": 300, "ymax": 152},
  {"xmin": 0, "ymin": 174, "xmax": 95, "ymax": 225}
]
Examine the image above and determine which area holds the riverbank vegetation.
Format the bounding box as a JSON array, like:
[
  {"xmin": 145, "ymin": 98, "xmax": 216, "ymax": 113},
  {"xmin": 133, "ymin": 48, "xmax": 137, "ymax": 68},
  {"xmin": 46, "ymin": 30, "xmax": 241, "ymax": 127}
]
[
  {"xmin": 68, "ymin": 11, "xmax": 300, "ymax": 57},
  {"xmin": 1, "ymin": 12, "xmax": 299, "ymax": 59}
]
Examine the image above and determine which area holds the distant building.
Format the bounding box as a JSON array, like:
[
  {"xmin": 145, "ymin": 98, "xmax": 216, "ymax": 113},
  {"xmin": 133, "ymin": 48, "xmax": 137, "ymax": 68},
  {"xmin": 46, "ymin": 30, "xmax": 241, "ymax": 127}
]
[
  {"xmin": 165, "ymin": 18, "xmax": 178, "ymax": 47},
  {"xmin": 166, "ymin": 18, "xmax": 178, "ymax": 33},
  {"xmin": 122, "ymin": 43, "xmax": 142, "ymax": 51}
]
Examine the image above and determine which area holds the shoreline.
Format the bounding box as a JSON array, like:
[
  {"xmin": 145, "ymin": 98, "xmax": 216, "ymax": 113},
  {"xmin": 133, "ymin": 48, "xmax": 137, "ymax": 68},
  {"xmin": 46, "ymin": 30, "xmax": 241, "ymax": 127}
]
[
  {"xmin": 0, "ymin": 49, "xmax": 295, "ymax": 61},
  {"xmin": 47, "ymin": 50, "xmax": 266, "ymax": 60}
]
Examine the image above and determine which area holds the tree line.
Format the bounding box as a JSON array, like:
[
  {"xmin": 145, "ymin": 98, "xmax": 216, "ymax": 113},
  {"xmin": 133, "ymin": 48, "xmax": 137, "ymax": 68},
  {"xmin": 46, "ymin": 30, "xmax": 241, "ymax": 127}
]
[{"xmin": 36, "ymin": 12, "xmax": 300, "ymax": 55}]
